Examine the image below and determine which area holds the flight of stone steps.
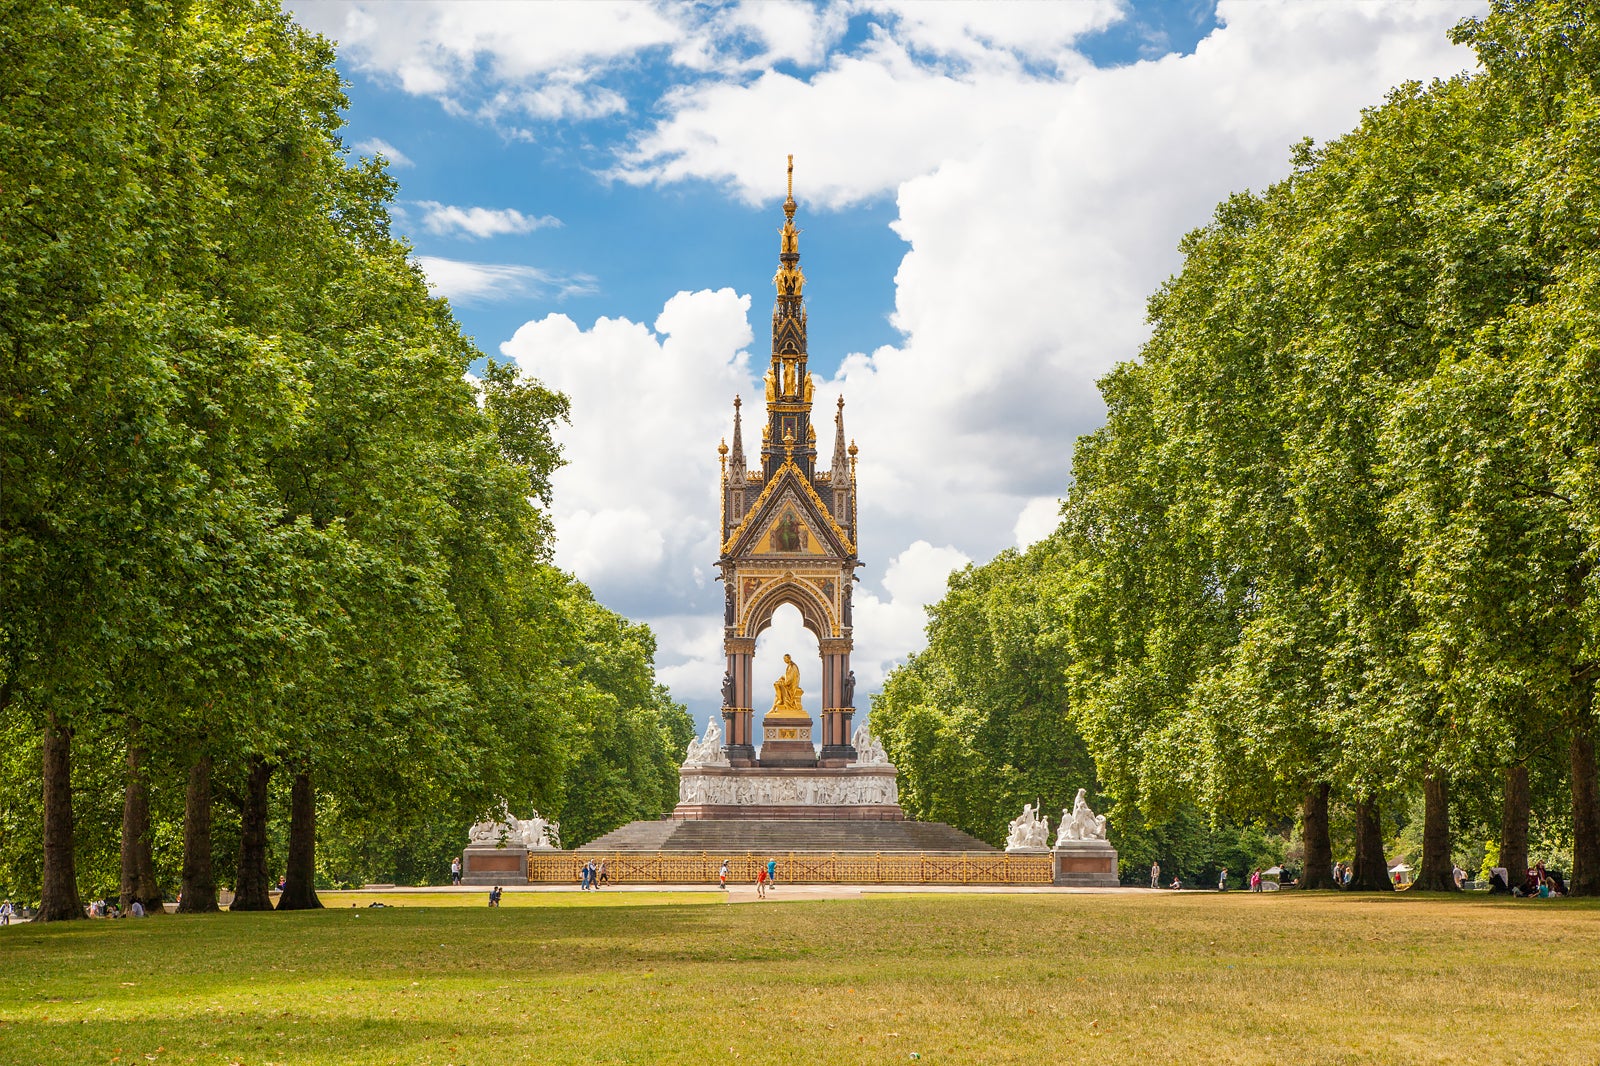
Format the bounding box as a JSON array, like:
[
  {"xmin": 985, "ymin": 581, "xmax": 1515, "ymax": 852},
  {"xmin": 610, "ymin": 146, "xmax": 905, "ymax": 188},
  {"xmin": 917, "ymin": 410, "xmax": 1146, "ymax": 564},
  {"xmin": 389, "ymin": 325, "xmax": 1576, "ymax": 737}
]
[{"xmin": 578, "ymin": 818, "xmax": 998, "ymax": 853}]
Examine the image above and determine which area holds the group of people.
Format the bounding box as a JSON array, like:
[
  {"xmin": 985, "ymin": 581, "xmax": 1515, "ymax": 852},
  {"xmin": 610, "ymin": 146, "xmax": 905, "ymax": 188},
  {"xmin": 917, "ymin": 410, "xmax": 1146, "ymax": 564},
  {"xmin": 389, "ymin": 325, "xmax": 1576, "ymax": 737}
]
[
  {"xmin": 1148, "ymin": 861, "xmax": 1260, "ymax": 891},
  {"xmin": 487, "ymin": 885, "xmax": 504, "ymax": 906},
  {"xmin": 87, "ymin": 898, "xmax": 148, "ymax": 918},
  {"xmin": 713, "ymin": 858, "xmax": 778, "ymax": 896},
  {"xmin": 579, "ymin": 859, "xmax": 609, "ymax": 890},
  {"xmin": 1489, "ymin": 862, "xmax": 1568, "ymax": 897}
]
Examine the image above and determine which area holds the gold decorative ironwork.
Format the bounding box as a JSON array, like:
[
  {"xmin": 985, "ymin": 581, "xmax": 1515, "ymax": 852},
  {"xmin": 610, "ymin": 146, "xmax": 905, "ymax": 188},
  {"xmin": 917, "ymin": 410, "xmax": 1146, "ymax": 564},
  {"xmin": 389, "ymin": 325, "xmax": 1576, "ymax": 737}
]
[{"xmin": 528, "ymin": 851, "xmax": 1054, "ymax": 885}]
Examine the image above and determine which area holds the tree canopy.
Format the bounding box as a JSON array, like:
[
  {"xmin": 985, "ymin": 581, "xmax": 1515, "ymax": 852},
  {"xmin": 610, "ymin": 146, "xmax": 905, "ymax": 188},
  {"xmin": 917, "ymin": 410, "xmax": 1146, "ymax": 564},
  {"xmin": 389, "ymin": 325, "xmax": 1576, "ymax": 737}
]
[
  {"xmin": 1, "ymin": 0, "xmax": 689, "ymax": 916},
  {"xmin": 876, "ymin": 0, "xmax": 1600, "ymax": 894}
]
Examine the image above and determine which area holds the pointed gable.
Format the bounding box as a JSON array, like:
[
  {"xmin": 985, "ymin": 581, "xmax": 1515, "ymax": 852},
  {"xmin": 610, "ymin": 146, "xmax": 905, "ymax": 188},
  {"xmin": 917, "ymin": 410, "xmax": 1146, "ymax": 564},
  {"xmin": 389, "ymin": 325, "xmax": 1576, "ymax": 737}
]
[{"xmin": 723, "ymin": 458, "xmax": 853, "ymax": 560}]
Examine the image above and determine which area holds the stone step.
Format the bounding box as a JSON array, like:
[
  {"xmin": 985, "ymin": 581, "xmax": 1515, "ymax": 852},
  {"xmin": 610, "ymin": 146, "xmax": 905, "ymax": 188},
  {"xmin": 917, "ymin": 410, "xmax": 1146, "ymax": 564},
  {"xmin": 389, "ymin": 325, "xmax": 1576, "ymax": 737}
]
[{"xmin": 577, "ymin": 818, "xmax": 998, "ymax": 854}]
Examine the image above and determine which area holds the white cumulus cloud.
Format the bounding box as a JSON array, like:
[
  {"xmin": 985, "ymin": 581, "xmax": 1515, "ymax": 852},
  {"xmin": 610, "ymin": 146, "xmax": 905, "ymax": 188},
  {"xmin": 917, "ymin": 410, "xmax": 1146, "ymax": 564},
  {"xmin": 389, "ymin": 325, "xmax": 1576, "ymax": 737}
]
[
  {"xmin": 413, "ymin": 256, "xmax": 596, "ymax": 306},
  {"xmin": 417, "ymin": 201, "xmax": 562, "ymax": 240},
  {"xmin": 354, "ymin": 137, "xmax": 413, "ymax": 167}
]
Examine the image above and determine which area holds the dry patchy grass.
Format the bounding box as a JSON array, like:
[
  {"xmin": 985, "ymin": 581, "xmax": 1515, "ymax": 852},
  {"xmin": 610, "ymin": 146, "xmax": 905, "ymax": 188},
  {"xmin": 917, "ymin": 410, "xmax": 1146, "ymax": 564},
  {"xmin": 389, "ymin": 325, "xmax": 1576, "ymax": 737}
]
[{"xmin": 0, "ymin": 890, "xmax": 1596, "ymax": 1064}]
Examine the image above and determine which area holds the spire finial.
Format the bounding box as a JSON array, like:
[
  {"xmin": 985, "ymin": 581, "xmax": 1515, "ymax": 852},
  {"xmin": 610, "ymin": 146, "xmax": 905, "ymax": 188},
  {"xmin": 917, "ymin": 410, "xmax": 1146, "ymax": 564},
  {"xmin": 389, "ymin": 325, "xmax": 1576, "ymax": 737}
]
[
  {"xmin": 787, "ymin": 154, "xmax": 793, "ymax": 200},
  {"xmin": 730, "ymin": 394, "xmax": 746, "ymax": 473},
  {"xmin": 784, "ymin": 155, "xmax": 796, "ymax": 221}
]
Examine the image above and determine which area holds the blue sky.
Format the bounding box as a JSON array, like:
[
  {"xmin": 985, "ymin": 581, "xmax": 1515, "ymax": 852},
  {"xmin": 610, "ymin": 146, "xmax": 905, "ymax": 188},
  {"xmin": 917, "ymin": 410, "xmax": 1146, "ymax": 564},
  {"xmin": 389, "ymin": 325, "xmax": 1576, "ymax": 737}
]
[
  {"xmin": 326, "ymin": 1, "xmax": 1223, "ymax": 376},
  {"xmin": 290, "ymin": 0, "xmax": 1482, "ymax": 723}
]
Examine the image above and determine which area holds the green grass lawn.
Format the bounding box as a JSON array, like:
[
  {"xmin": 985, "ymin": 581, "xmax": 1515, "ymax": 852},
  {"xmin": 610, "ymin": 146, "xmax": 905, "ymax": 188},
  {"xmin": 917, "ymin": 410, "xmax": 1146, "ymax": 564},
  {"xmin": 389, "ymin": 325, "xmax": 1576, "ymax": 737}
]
[{"xmin": 2, "ymin": 890, "xmax": 1596, "ymax": 1064}]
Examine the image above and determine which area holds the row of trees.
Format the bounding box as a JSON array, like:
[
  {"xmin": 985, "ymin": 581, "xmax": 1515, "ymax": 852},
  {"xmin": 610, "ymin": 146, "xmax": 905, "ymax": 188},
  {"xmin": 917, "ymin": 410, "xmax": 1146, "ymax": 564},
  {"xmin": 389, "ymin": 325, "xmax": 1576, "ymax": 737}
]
[
  {"xmin": 875, "ymin": 0, "xmax": 1600, "ymax": 893},
  {"xmin": 1, "ymin": 2, "xmax": 690, "ymax": 918}
]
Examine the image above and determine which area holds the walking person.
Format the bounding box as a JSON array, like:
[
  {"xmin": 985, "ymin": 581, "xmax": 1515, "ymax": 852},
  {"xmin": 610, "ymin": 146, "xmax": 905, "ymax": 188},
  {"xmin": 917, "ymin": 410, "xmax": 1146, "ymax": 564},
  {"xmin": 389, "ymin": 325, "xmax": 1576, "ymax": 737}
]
[
  {"xmin": 718, "ymin": 860, "xmax": 729, "ymax": 891},
  {"xmin": 756, "ymin": 865, "xmax": 768, "ymax": 899},
  {"xmin": 1217, "ymin": 866, "xmax": 1229, "ymax": 892},
  {"xmin": 766, "ymin": 857, "xmax": 777, "ymax": 891},
  {"xmin": 451, "ymin": 857, "xmax": 461, "ymax": 886},
  {"xmin": 1150, "ymin": 861, "xmax": 1161, "ymax": 889},
  {"xmin": 597, "ymin": 860, "xmax": 609, "ymax": 889},
  {"xmin": 1, "ymin": 899, "xmax": 13, "ymax": 926},
  {"xmin": 1250, "ymin": 868, "xmax": 1262, "ymax": 892}
]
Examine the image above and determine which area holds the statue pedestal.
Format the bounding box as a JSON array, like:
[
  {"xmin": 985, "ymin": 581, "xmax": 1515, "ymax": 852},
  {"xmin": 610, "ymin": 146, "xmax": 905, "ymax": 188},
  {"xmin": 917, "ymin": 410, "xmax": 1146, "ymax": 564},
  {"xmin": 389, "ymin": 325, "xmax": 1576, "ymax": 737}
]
[
  {"xmin": 758, "ymin": 712, "xmax": 818, "ymax": 767},
  {"xmin": 1052, "ymin": 840, "xmax": 1120, "ymax": 887},
  {"xmin": 461, "ymin": 845, "xmax": 527, "ymax": 885}
]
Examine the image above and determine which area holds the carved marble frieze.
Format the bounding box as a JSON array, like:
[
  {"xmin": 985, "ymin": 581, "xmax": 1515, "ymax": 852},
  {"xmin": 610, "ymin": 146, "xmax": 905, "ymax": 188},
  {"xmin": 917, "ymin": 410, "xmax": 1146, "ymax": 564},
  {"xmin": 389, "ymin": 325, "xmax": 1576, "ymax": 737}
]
[{"xmin": 678, "ymin": 769, "xmax": 898, "ymax": 807}]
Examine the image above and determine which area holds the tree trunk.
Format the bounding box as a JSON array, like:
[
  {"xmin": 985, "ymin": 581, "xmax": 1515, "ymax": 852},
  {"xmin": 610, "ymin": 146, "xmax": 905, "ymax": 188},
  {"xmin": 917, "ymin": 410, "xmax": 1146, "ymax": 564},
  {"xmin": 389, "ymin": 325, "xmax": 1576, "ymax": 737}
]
[
  {"xmin": 1570, "ymin": 673, "xmax": 1600, "ymax": 896},
  {"xmin": 39, "ymin": 714, "xmax": 85, "ymax": 921},
  {"xmin": 229, "ymin": 756, "xmax": 274, "ymax": 911},
  {"xmin": 1416, "ymin": 773, "xmax": 1457, "ymax": 891},
  {"xmin": 1299, "ymin": 782, "xmax": 1337, "ymax": 889},
  {"xmin": 119, "ymin": 744, "xmax": 165, "ymax": 913},
  {"xmin": 177, "ymin": 755, "xmax": 218, "ymax": 914},
  {"xmin": 276, "ymin": 768, "xmax": 322, "ymax": 910},
  {"xmin": 1497, "ymin": 762, "xmax": 1531, "ymax": 884},
  {"xmin": 1348, "ymin": 797, "xmax": 1394, "ymax": 891}
]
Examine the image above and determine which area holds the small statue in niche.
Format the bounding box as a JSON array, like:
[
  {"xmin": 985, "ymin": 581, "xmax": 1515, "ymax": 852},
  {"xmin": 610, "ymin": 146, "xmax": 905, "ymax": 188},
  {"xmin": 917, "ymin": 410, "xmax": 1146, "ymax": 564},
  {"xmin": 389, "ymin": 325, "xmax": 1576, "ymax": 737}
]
[
  {"xmin": 841, "ymin": 669, "xmax": 856, "ymax": 708},
  {"xmin": 724, "ymin": 582, "xmax": 736, "ymax": 627},
  {"xmin": 720, "ymin": 670, "xmax": 736, "ymax": 708},
  {"xmin": 842, "ymin": 584, "xmax": 853, "ymax": 628}
]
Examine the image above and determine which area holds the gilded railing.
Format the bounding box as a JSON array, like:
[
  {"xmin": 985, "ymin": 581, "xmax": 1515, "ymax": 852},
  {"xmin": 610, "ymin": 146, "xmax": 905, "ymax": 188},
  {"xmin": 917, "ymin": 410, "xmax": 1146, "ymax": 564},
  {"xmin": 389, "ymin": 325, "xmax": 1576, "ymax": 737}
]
[{"xmin": 528, "ymin": 852, "xmax": 1053, "ymax": 885}]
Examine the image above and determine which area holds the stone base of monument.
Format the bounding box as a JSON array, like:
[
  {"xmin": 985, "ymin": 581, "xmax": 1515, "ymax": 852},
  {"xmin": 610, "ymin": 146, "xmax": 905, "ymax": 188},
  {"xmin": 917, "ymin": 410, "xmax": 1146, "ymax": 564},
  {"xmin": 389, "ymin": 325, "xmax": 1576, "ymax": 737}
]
[
  {"xmin": 757, "ymin": 716, "xmax": 817, "ymax": 767},
  {"xmin": 674, "ymin": 764, "xmax": 903, "ymax": 820},
  {"xmin": 461, "ymin": 845, "xmax": 528, "ymax": 885},
  {"xmin": 1052, "ymin": 840, "xmax": 1121, "ymax": 887}
]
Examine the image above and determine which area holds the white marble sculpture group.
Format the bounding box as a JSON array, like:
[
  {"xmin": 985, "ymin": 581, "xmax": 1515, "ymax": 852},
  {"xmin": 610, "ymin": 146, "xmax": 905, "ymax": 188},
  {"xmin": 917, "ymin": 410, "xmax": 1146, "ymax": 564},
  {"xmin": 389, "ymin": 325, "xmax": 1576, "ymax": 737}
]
[
  {"xmin": 1005, "ymin": 790, "xmax": 1109, "ymax": 852},
  {"xmin": 467, "ymin": 798, "xmax": 561, "ymax": 850},
  {"xmin": 682, "ymin": 715, "xmax": 731, "ymax": 767},
  {"xmin": 1056, "ymin": 788, "xmax": 1108, "ymax": 844},
  {"xmin": 850, "ymin": 722, "xmax": 888, "ymax": 766},
  {"xmin": 1004, "ymin": 803, "xmax": 1051, "ymax": 851}
]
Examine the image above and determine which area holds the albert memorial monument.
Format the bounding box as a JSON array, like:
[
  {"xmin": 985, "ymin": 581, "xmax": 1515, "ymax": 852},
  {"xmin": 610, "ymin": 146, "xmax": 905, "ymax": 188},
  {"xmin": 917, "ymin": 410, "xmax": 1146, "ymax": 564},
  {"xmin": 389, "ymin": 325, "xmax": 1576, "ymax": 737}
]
[{"xmin": 462, "ymin": 160, "xmax": 1117, "ymax": 886}]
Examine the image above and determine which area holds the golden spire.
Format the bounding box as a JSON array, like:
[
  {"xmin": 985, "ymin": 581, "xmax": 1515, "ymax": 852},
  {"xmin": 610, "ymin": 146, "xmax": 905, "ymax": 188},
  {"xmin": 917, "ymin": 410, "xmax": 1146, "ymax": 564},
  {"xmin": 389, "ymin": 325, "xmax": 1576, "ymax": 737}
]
[{"xmin": 776, "ymin": 155, "xmax": 803, "ymax": 298}]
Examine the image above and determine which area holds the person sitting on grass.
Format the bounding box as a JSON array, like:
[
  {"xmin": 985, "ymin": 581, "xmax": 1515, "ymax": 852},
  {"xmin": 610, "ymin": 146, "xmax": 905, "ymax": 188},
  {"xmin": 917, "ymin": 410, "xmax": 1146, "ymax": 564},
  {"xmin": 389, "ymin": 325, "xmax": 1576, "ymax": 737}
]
[{"xmin": 1169, "ymin": 877, "xmax": 1181, "ymax": 890}]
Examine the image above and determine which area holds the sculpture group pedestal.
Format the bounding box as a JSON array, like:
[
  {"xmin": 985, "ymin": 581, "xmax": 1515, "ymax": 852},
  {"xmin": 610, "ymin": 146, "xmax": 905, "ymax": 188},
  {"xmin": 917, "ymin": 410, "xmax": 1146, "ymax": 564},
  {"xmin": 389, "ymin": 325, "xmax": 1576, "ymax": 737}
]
[
  {"xmin": 461, "ymin": 845, "xmax": 528, "ymax": 885},
  {"xmin": 674, "ymin": 764, "xmax": 903, "ymax": 820},
  {"xmin": 1052, "ymin": 840, "xmax": 1120, "ymax": 887}
]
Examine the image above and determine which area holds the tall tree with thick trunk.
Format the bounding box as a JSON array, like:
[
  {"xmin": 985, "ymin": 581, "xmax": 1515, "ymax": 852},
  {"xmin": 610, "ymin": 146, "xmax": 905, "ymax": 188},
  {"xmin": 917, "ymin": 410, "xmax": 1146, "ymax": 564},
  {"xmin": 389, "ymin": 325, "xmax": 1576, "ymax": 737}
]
[
  {"xmin": 1299, "ymin": 783, "xmax": 1337, "ymax": 890},
  {"xmin": 1416, "ymin": 774, "xmax": 1457, "ymax": 891},
  {"xmin": 118, "ymin": 743, "xmax": 165, "ymax": 913},
  {"xmin": 1498, "ymin": 763, "xmax": 1531, "ymax": 882},
  {"xmin": 276, "ymin": 768, "xmax": 322, "ymax": 910},
  {"xmin": 230, "ymin": 757, "xmax": 273, "ymax": 912},
  {"xmin": 38, "ymin": 716, "xmax": 84, "ymax": 921},
  {"xmin": 176, "ymin": 755, "xmax": 218, "ymax": 914},
  {"xmin": 1348, "ymin": 799, "xmax": 1393, "ymax": 892},
  {"xmin": 1569, "ymin": 675, "xmax": 1600, "ymax": 896}
]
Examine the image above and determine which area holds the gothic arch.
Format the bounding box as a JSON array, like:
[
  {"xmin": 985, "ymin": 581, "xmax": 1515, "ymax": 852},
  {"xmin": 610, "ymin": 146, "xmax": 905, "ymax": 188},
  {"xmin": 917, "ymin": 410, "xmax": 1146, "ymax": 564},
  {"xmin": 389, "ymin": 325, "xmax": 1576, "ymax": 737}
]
[{"xmin": 743, "ymin": 577, "xmax": 835, "ymax": 641}]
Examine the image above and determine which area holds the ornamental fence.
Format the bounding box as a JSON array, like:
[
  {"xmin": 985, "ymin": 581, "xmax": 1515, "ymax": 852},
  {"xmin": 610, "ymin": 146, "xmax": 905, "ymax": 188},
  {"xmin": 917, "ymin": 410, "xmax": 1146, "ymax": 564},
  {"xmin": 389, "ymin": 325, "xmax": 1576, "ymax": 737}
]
[{"xmin": 528, "ymin": 851, "xmax": 1053, "ymax": 885}]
